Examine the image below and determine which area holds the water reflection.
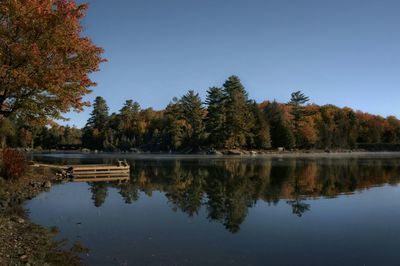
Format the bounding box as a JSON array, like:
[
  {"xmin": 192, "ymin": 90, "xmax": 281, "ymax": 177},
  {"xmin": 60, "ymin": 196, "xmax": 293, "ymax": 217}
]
[{"xmin": 67, "ymin": 157, "xmax": 400, "ymax": 233}]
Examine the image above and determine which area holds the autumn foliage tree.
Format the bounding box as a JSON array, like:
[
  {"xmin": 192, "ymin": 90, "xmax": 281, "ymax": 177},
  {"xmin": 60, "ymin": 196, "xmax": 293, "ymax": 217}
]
[
  {"xmin": 0, "ymin": 0, "xmax": 104, "ymax": 122},
  {"xmin": 0, "ymin": 148, "xmax": 27, "ymax": 179}
]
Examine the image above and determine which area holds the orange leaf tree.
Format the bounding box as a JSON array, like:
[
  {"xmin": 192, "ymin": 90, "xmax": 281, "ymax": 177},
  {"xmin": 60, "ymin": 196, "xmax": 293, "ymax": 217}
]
[{"xmin": 0, "ymin": 0, "xmax": 105, "ymax": 122}]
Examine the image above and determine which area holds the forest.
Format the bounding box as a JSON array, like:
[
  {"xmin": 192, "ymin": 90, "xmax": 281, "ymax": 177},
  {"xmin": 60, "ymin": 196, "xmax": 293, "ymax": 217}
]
[{"xmin": 2, "ymin": 75, "xmax": 400, "ymax": 152}]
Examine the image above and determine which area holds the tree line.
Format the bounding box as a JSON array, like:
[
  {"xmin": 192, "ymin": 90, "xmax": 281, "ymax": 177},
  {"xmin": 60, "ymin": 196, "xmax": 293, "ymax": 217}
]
[{"xmin": 2, "ymin": 75, "xmax": 400, "ymax": 152}]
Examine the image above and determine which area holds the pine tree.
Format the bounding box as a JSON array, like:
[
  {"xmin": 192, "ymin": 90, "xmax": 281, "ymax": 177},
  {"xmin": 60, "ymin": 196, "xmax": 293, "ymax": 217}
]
[
  {"xmin": 117, "ymin": 100, "xmax": 141, "ymax": 150},
  {"xmin": 163, "ymin": 98, "xmax": 187, "ymax": 151},
  {"xmin": 180, "ymin": 90, "xmax": 206, "ymax": 150},
  {"xmin": 265, "ymin": 101, "xmax": 295, "ymax": 149},
  {"xmin": 222, "ymin": 76, "xmax": 251, "ymax": 149},
  {"xmin": 205, "ymin": 87, "xmax": 225, "ymax": 148},
  {"xmin": 248, "ymin": 102, "xmax": 271, "ymax": 149},
  {"xmin": 83, "ymin": 96, "xmax": 109, "ymax": 150},
  {"xmin": 86, "ymin": 96, "xmax": 109, "ymax": 130},
  {"xmin": 289, "ymin": 91, "xmax": 309, "ymax": 147}
]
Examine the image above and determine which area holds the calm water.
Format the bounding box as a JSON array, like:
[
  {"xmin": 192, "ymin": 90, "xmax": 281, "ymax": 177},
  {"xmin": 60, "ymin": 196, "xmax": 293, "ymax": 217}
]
[{"xmin": 26, "ymin": 153, "xmax": 400, "ymax": 266}]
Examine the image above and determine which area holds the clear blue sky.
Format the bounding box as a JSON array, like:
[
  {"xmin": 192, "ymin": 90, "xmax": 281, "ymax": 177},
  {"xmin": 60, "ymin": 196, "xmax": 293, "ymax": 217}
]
[{"xmin": 64, "ymin": 0, "xmax": 400, "ymax": 127}]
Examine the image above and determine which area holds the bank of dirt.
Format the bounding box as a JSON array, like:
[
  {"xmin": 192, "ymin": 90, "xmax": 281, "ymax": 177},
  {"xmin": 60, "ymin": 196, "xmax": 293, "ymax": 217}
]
[{"xmin": 0, "ymin": 166, "xmax": 86, "ymax": 266}]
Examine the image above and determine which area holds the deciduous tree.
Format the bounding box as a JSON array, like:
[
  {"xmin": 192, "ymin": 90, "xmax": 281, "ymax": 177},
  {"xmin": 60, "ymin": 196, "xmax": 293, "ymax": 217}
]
[
  {"xmin": 0, "ymin": 118, "xmax": 15, "ymax": 148},
  {"xmin": 0, "ymin": 0, "xmax": 104, "ymax": 122}
]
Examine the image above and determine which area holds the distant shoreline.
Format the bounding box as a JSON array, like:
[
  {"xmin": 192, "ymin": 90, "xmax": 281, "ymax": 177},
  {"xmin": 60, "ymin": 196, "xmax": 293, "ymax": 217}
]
[{"xmin": 29, "ymin": 149, "xmax": 400, "ymax": 158}]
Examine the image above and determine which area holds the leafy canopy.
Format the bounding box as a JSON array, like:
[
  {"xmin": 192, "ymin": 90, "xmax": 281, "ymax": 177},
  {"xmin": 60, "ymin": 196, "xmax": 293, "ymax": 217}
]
[{"xmin": 0, "ymin": 0, "xmax": 105, "ymax": 122}]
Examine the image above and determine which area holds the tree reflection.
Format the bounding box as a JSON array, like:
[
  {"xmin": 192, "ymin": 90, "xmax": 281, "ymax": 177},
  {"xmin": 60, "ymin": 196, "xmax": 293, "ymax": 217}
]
[
  {"xmin": 86, "ymin": 157, "xmax": 400, "ymax": 232},
  {"xmin": 166, "ymin": 169, "xmax": 204, "ymax": 217},
  {"xmin": 287, "ymin": 199, "xmax": 310, "ymax": 217},
  {"xmin": 117, "ymin": 182, "xmax": 140, "ymax": 204},
  {"xmin": 285, "ymin": 162, "xmax": 315, "ymax": 217},
  {"xmin": 89, "ymin": 182, "xmax": 108, "ymax": 207}
]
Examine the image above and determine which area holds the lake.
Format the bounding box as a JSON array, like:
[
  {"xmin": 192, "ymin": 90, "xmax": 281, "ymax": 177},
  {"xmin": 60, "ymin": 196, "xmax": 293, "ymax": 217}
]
[{"xmin": 26, "ymin": 153, "xmax": 400, "ymax": 266}]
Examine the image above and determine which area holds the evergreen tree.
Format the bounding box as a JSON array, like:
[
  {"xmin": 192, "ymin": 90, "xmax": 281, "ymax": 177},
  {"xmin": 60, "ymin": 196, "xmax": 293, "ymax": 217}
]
[
  {"xmin": 180, "ymin": 90, "xmax": 206, "ymax": 150},
  {"xmin": 86, "ymin": 96, "xmax": 109, "ymax": 130},
  {"xmin": 205, "ymin": 87, "xmax": 226, "ymax": 148},
  {"xmin": 248, "ymin": 102, "xmax": 271, "ymax": 149},
  {"xmin": 264, "ymin": 101, "xmax": 295, "ymax": 149},
  {"xmin": 140, "ymin": 108, "xmax": 163, "ymax": 148},
  {"xmin": 117, "ymin": 100, "xmax": 141, "ymax": 150},
  {"xmin": 40, "ymin": 126, "xmax": 62, "ymax": 149},
  {"xmin": 289, "ymin": 91, "xmax": 310, "ymax": 148},
  {"xmin": 163, "ymin": 98, "xmax": 187, "ymax": 151},
  {"xmin": 222, "ymin": 76, "xmax": 251, "ymax": 149},
  {"xmin": 83, "ymin": 96, "xmax": 109, "ymax": 150}
]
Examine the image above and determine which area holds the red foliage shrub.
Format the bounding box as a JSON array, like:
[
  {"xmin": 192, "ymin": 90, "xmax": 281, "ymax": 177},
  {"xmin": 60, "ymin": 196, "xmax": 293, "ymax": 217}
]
[{"xmin": 0, "ymin": 149, "xmax": 28, "ymax": 180}]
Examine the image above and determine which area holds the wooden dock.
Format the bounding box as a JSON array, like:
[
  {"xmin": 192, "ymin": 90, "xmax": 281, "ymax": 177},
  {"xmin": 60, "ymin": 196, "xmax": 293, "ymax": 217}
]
[
  {"xmin": 70, "ymin": 160, "xmax": 130, "ymax": 182},
  {"xmin": 73, "ymin": 175, "xmax": 130, "ymax": 183},
  {"xmin": 33, "ymin": 160, "xmax": 130, "ymax": 182},
  {"xmin": 30, "ymin": 162, "xmax": 68, "ymax": 170},
  {"xmin": 70, "ymin": 164, "xmax": 129, "ymax": 177}
]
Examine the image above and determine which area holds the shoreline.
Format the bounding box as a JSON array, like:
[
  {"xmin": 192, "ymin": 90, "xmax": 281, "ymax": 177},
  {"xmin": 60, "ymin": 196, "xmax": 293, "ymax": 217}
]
[
  {"xmin": 0, "ymin": 166, "xmax": 84, "ymax": 266},
  {"xmin": 30, "ymin": 150, "xmax": 400, "ymax": 159}
]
